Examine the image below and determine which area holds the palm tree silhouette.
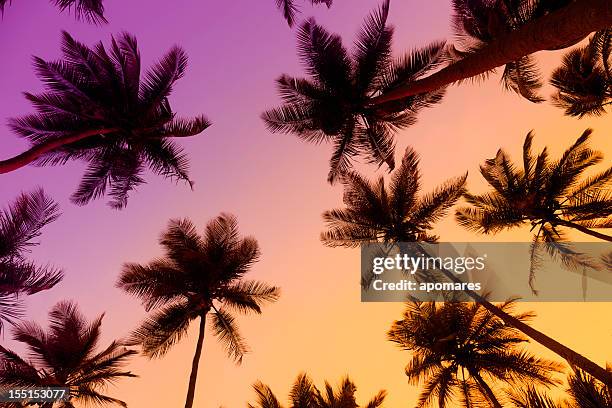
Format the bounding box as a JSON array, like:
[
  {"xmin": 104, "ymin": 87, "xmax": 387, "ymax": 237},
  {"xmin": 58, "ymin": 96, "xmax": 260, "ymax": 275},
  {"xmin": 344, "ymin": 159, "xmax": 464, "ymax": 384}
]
[
  {"xmin": 323, "ymin": 146, "xmax": 612, "ymax": 386},
  {"xmin": 510, "ymin": 371, "xmax": 612, "ymax": 407},
  {"xmin": 0, "ymin": 301, "xmax": 136, "ymax": 407},
  {"xmin": 0, "ymin": 0, "xmax": 106, "ymax": 23},
  {"xmin": 262, "ymin": 0, "xmax": 447, "ymax": 183},
  {"xmin": 249, "ymin": 373, "xmax": 386, "ymax": 408},
  {"xmin": 117, "ymin": 214, "xmax": 280, "ymax": 408},
  {"xmin": 456, "ymin": 129, "xmax": 612, "ymax": 289},
  {"xmin": 0, "ymin": 189, "xmax": 63, "ymax": 332},
  {"xmin": 276, "ymin": 0, "xmax": 332, "ymax": 27},
  {"xmin": 388, "ymin": 299, "xmax": 563, "ymax": 408},
  {"xmin": 0, "ymin": 31, "xmax": 210, "ymax": 209},
  {"xmin": 551, "ymin": 29, "xmax": 612, "ymax": 117}
]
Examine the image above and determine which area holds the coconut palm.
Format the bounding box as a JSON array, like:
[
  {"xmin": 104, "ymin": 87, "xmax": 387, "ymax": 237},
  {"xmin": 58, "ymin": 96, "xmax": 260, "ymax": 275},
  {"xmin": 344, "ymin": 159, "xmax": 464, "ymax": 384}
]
[
  {"xmin": 0, "ymin": 31, "xmax": 210, "ymax": 209},
  {"xmin": 249, "ymin": 372, "xmax": 386, "ymax": 408},
  {"xmin": 371, "ymin": 0, "xmax": 612, "ymax": 105},
  {"xmin": 388, "ymin": 299, "xmax": 563, "ymax": 408},
  {"xmin": 323, "ymin": 145, "xmax": 612, "ymax": 387},
  {"xmin": 456, "ymin": 130, "xmax": 612, "ymax": 290},
  {"xmin": 510, "ymin": 371, "xmax": 612, "ymax": 407},
  {"xmin": 117, "ymin": 214, "xmax": 280, "ymax": 408},
  {"xmin": 0, "ymin": 301, "xmax": 136, "ymax": 408},
  {"xmin": 551, "ymin": 29, "xmax": 612, "ymax": 117},
  {"xmin": 0, "ymin": 0, "xmax": 106, "ymax": 23},
  {"xmin": 262, "ymin": 0, "xmax": 447, "ymax": 183},
  {"xmin": 276, "ymin": 0, "xmax": 332, "ymax": 27},
  {"xmin": 0, "ymin": 189, "xmax": 63, "ymax": 332}
]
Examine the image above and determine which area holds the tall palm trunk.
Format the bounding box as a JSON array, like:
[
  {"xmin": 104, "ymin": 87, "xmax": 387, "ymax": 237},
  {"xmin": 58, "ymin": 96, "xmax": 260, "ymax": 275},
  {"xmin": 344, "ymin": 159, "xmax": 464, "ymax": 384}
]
[
  {"xmin": 371, "ymin": 0, "xmax": 612, "ymax": 105},
  {"xmin": 0, "ymin": 129, "xmax": 116, "ymax": 174},
  {"xmin": 471, "ymin": 371, "xmax": 503, "ymax": 408},
  {"xmin": 438, "ymin": 267, "xmax": 612, "ymax": 387},
  {"xmin": 184, "ymin": 314, "xmax": 207, "ymax": 408},
  {"xmin": 556, "ymin": 219, "xmax": 612, "ymax": 242}
]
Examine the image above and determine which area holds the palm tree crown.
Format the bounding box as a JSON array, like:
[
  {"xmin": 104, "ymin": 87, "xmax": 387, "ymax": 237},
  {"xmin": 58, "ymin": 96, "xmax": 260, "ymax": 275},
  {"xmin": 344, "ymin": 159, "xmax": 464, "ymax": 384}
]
[
  {"xmin": 0, "ymin": 189, "xmax": 63, "ymax": 332},
  {"xmin": 0, "ymin": 0, "xmax": 107, "ymax": 23},
  {"xmin": 262, "ymin": 0, "xmax": 447, "ymax": 183},
  {"xmin": 388, "ymin": 299, "xmax": 563, "ymax": 408},
  {"xmin": 551, "ymin": 29, "xmax": 612, "ymax": 117},
  {"xmin": 0, "ymin": 301, "xmax": 136, "ymax": 407},
  {"xmin": 117, "ymin": 214, "xmax": 280, "ymax": 408},
  {"xmin": 8, "ymin": 31, "xmax": 210, "ymax": 208},
  {"xmin": 321, "ymin": 147, "xmax": 467, "ymax": 246},
  {"xmin": 249, "ymin": 373, "xmax": 386, "ymax": 408}
]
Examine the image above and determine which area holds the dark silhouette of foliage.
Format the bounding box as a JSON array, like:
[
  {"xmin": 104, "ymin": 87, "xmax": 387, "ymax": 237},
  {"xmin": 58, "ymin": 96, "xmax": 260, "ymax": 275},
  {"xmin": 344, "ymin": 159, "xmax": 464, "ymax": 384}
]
[
  {"xmin": 249, "ymin": 372, "xmax": 386, "ymax": 408},
  {"xmin": 0, "ymin": 0, "xmax": 107, "ymax": 23},
  {"xmin": 276, "ymin": 0, "xmax": 332, "ymax": 27},
  {"xmin": 0, "ymin": 189, "xmax": 62, "ymax": 332},
  {"xmin": 117, "ymin": 214, "xmax": 280, "ymax": 408},
  {"xmin": 263, "ymin": 0, "xmax": 447, "ymax": 183},
  {"xmin": 321, "ymin": 147, "xmax": 467, "ymax": 246},
  {"xmin": 4, "ymin": 31, "xmax": 210, "ymax": 209},
  {"xmin": 551, "ymin": 29, "xmax": 612, "ymax": 117},
  {"xmin": 388, "ymin": 300, "xmax": 563, "ymax": 408},
  {"xmin": 456, "ymin": 130, "xmax": 612, "ymax": 290},
  {"xmin": 0, "ymin": 301, "xmax": 136, "ymax": 408}
]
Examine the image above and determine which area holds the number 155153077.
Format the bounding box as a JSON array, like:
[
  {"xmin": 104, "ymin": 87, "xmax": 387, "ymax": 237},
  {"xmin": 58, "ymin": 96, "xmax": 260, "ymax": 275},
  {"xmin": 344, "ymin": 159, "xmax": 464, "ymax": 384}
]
[{"xmin": 0, "ymin": 387, "xmax": 70, "ymax": 402}]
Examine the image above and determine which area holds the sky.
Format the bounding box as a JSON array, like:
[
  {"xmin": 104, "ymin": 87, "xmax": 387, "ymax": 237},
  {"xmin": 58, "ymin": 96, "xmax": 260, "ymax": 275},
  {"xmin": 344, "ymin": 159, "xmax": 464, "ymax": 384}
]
[{"xmin": 0, "ymin": 0, "xmax": 611, "ymax": 407}]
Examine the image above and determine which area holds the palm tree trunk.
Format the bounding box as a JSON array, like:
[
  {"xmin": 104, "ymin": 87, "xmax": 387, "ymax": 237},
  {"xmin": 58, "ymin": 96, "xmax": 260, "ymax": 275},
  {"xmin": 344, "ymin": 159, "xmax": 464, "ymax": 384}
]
[
  {"xmin": 437, "ymin": 268, "xmax": 612, "ymax": 387},
  {"xmin": 471, "ymin": 371, "xmax": 502, "ymax": 408},
  {"xmin": 371, "ymin": 0, "xmax": 612, "ymax": 105},
  {"xmin": 556, "ymin": 219, "xmax": 612, "ymax": 242},
  {"xmin": 0, "ymin": 129, "xmax": 116, "ymax": 174},
  {"xmin": 184, "ymin": 314, "xmax": 207, "ymax": 408}
]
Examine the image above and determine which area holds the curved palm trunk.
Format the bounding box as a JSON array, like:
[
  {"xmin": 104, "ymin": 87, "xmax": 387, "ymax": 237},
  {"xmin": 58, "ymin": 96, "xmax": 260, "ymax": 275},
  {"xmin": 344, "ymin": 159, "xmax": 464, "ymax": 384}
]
[
  {"xmin": 0, "ymin": 129, "xmax": 116, "ymax": 174},
  {"xmin": 438, "ymin": 267, "xmax": 612, "ymax": 387},
  {"xmin": 556, "ymin": 219, "xmax": 612, "ymax": 242},
  {"xmin": 371, "ymin": 0, "xmax": 612, "ymax": 105},
  {"xmin": 184, "ymin": 314, "xmax": 207, "ymax": 408},
  {"xmin": 471, "ymin": 372, "xmax": 502, "ymax": 408}
]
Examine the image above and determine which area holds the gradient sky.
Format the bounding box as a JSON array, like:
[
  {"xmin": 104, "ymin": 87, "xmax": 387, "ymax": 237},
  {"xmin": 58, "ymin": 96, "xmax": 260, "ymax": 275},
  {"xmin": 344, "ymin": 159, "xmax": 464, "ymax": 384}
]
[{"xmin": 0, "ymin": 1, "xmax": 611, "ymax": 407}]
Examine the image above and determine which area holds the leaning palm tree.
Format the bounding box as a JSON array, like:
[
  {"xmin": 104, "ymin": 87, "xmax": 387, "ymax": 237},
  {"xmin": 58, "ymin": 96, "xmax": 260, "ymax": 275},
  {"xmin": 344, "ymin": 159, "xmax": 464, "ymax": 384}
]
[
  {"xmin": 510, "ymin": 371, "xmax": 612, "ymax": 407},
  {"xmin": 551, "ymin": 29, "xmax": 612, "ymax": 117},
  {"xmin": 0, "ymin": 301, "xmax": 136, "ymax": 408},
  {"xmin": 117, "ymin": 214, "xmax": 280, "ymax": 408},
  {"xmin": 456, "ymin": 129, "xmax": 612, "ymax": 287},
  {"xmin": 0, "ymin": 0, "xmax": 106, "ymax": 23},
  {"xmin": 0, "ymin": 31, "xmax": 210, "ymax": 209},
  {"xmin": 323, "ymin": 145, "xmax": 612, "ymax": 387},
  {"xmin": 388, "ymin": 299, "xmax": 563, "ymax": 408},
  {"xmin": 0, "ymin": 189, "xmax": 63, "ymax": 332},
  {"xmin": 262, "ymin": 0, "xmax": 447, "ymax": 183},
  {"xmin": 370, "ymin": 0, "xmax": 612, "ymax": 105},
  {"xmin": 249, "ymin": 372, "xmax": 386, "ymax": 408},
  {"xmin": 276, "ymin": 0, "xmax": 332, "ymax": 27}
]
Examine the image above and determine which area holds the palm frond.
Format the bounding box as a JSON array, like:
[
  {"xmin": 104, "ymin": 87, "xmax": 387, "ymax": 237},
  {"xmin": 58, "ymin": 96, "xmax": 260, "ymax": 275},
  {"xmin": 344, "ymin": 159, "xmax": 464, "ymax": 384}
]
[{"xmin": 210, "ymin": 307, "xmax": 249, "ymax": 363}]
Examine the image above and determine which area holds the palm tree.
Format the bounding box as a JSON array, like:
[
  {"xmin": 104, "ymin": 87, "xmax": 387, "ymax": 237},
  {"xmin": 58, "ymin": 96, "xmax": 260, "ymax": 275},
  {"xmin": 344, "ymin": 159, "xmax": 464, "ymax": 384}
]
[
  {"xmin": 323, "ymin": 145, "xmax": 612, "ymax": 387},
  {"xmin": 510, "ymin": 371, "xmax": 612, "ymax": 407},
  {"xmin": 551, "ymin": 29, "xmax": 612, "ymax": 117},
  {"xmin": 116, "ymin": 214, "xmax": 280, "ymax": 408},
  {"xmin": 276, "ymin": 0, "xmax": 332, "ymax": 27},
  {"xmin": 0, "ymin": 189, "xmax": 63, "ymax": 332},
  {"xmin": 249, "ymin": 372, "xmax": 386, "ymax": 408},
  {"xmin": 370, "ymin": 0, "xmax": 612, "ymax": 105},
  {"xmin": 0, "ymin": 31, "xmax": 211, "ymax": 209},
  {"xmin": 456, "ymin": 130, "xmax": 612, "ymax": 289},
  {"xmin": 0, "ymin": 301, "xmax": 136, "ymax": 408},
  {"xmin": 262, "ymin": 0, "xmax": 447, "ymax": 183},
  {"xmin": 0, "ymin": 0, "xmax": 106, "ymax": 23},
  {"xmin": 388, "ymin": 299, "xmax": 563, "ymax": 408}
]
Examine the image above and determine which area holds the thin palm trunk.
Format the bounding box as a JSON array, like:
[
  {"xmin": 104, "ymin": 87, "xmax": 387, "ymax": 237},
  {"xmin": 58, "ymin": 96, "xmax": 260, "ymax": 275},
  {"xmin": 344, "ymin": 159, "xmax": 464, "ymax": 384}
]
[
  {"xmin": 371, "ymin": 0, "xmax": 612, "ymax": 105},
  {"xmin": 556, "ymin": 219, "xmax": 612, "ymax": 242},
  {"xmin": 184, "ymin": 313, "xmax": 207, "ymax": 408},
  {"xmin": 0, "ymin": 128, "xmax": 116, "ymax": 174},
  {"xmin": 471, "ymin": 371, "xmax": 503, "ymax": 408}
]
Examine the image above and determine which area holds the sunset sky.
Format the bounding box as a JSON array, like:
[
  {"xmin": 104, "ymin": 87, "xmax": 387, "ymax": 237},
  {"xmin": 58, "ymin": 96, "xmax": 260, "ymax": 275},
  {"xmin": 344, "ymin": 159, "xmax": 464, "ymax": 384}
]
[{"xmin": 0, "ymin": 0, "xmax": 611, "ymax": 407}]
